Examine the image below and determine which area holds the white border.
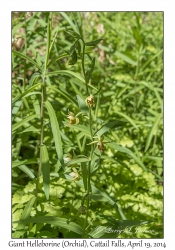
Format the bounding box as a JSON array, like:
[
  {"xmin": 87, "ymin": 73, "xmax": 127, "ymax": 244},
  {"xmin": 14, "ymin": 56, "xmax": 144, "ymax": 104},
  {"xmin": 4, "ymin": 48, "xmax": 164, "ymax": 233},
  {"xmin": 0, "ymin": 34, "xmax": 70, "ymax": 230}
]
[{"xmin": 0, "ymin": 0, "xmax": 174, "ymax": 249}]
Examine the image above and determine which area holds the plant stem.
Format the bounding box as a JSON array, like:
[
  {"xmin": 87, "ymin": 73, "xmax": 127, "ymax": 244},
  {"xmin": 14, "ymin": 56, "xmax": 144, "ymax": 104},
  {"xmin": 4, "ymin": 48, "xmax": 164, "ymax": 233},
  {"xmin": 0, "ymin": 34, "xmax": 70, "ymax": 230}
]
[
  {"xmin": 35, "ymin": 75, "xmax": 46, "ymax": 197},
  {"xmin": 35, "ymin": 13, "xmax": 51, "ymax": 198},
  {"xmin": 82, "ymin": 107, "xmax": 94, "ymax": 238}
]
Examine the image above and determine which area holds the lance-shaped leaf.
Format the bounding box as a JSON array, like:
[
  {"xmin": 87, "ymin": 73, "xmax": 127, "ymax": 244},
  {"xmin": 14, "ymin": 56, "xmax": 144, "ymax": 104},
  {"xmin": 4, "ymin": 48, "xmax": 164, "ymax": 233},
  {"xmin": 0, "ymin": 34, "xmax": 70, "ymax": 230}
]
[
  {"xmin": 65, "ymin": 29, "xmax": 81, "ymax": 39},
  {"xmin": 85, "ymin": 38, "xmax": 103, "ymax": 46},
  {"xmin": 94, "ymin": 120, "xmax": 120, "ymax": 137},
  {"xmin": 68, "ymin": 50, "xmax": 77, "ymax": 65},
  {"xmin": 47, "ymin": 85, "xmax": 78, "ymax": 106},
  {"xmin": 61, "ymin": 175, "xmax": 127, "ymax": 220},
  {"xmin": 13, "ymin": 196, "xmax": 36, "ymax": 238},
  {"xmin": 85, "ymin": 57, "xmax": 95, "ymax": 82},
  {"xmin": 70, "ymin": 43, "xmax": 76, "ymax": 55},
  {"xmin": 108, "ymin": 142, "xmax": 147, "ymax": 171},
  {"xmin": 77, "ymin": 95, "xmax": 89, "ymax": 114},
  {"xmin": 12, "ymin": 50, "xmax": 42, "ymax": 71},
  {"xmin": 12, "ymin": 83, "xmax": 42, "ymax": 105},
  {"xmin": 75, "ymin": 40, "xmax": 81, "ymax": 55},
  {"xmin": 12, "ymin": 114, "xmax": 39, "ymax": 132},
  {"xmin": 47, "ymin": 70, "xmax": 85, "ymax": 85},
  {"xmin": 14, "ymin": 216, "xmax": 83, "ymax": 235},
  {"xmin": 45, "ymin": 100, "xmax": 64, "ymax": 166},
  {"xmin": 41, "ymin": 145, "xmax": 50, "ymax": 200},
  {"xmin": 145, "ymin": 113, "xmax": 162, "ymax": 152}
]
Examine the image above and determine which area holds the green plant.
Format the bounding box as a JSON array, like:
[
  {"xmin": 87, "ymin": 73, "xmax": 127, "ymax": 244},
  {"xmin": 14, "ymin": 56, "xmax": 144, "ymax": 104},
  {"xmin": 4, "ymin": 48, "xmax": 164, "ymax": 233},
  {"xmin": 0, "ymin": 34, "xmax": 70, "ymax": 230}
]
[{"xmin": 12, "ymin": 12, "xmax": 163, "ymax": 239}]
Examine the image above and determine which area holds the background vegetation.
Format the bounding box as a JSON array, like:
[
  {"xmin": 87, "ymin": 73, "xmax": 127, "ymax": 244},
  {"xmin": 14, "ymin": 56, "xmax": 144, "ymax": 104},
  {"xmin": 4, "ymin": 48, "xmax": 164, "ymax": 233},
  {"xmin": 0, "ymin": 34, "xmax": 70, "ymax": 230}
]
[{"xmin": 12, "ymin": 12, "xmax": 163, "ymax": 238}]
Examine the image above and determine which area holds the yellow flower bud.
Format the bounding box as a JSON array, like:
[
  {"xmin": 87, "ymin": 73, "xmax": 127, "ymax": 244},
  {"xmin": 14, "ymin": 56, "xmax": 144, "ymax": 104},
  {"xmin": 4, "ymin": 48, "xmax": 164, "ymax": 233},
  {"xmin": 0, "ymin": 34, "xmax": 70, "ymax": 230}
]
[
  {"xmin": 86, "ymin": 94, "xmax": 95, "ymax": 107},
  {"xmin": 67, "ymin": 112, "xmax": 79, "ymax": 126}
]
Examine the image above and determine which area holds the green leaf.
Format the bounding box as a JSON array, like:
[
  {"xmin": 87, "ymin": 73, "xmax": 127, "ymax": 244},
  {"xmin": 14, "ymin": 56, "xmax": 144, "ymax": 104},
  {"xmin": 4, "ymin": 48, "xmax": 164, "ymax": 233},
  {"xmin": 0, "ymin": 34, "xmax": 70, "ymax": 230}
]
[
  {"xmin": 108, "ymin": 142, "xmax": 147, "ymax": 171},
  {"xmin": 32, "ymin": 95, "xmax": 41, "ymax": 115},
  {"xmin": 90, "ymin": 147, "xmax": 101, "ymax": 175},
  {"xmin": 47, "ymin": 85, "xmax": 78, "ymax": 107},
  {"xmin": 85, "ymin": 38, "xmax": 103, "ymax": 46},
  {"xmin": 12, "ymin": 50, "xmax": 42, "ymax": 71},
  {"xmin": 41, "ymin": 145, "xmax": 50, "ymax": 200},
  {"xmin": 29, "ymin": 72, "xmax": 41, "ymax": 87},
  {"xmin": 62, "ymin": 175, "xmax": 127, "ymax": 220},
  {"xmin": 12, "ymin": 83, "xmax": 42, "ymax": 105},
  {"xmin": 13, "ymin": 196, "xmax": 36, "ymax": 238},
  {"xmin": 12, "ymin": 100, "xmax": 22, "ymax": 115},
  {"xmin": 12, "ymin": 158, "xmax": 38, "ymax": 168},
  {"xmin": 60, "ymin": 12, "xmax": 80, "ymax": 34},
  {"xmin": 115, "ymin": 111, "xmax": 138, "ymax": 130},
  {"xmin": 90, "ymin": 57, "xmax": 95, "ymax": 73},
  {"xmin": 75, "ymin": 40, "xmax": 81, "ymax": 55},
  {"xmin": 15, "ymin": 216, "xmax": 83, "ymax": 235},
  {"xmin": 85, "ymin": 57, "xmax": 96, "ymax": 82},
  {"xmin": 17, "ymin": 126, "xmax": 40, "ymax": 134},
  {"xmin": 65, "ymin": 29, "xmax": 81, "ymax": 38},
  {"xmin": 81, "ymin": 162, "xmax": 88, "ymax": 191},
  {"xmin": 18, "ymin": 165, "xmax": 35, "ymax": 179},
  {"xmin": 68, "ymin": 50, "xmax": 77, "ymax": 65},
  {"xmin": 49, "ymin": 30, "xmax": 58, "ymax": 55},
  {"xmin": 132, "ymin": 27, "xmax": 142, "ymax": 46},
  {"xmin": 140, "ymin": 49, "xmax": 163, "ymax": 72},
  {"xmin": 70, "ymin": 44, "xmax": 76, "ymax": 55},
  {"xmin": 45, "ymin": 100, "xmax": 63, "ymax": 165},
  {"xmin": 47, "ymin": 53, "xmax": 68, "ymax": 67},
  {"xmin": 114, "ymin": 51, "xmax": 137, "ymax": 65},
  {"xmin": 12, "ymin": 114, "xmax": 39, "ymax": 132},
  {"xmin": 95, "ymin": 120, "xmax": 120, "ymax": 136},
  {"xmin": 45, "ymin": 13, "xmax": 52, "ymax": 69},
  {"xmin": 145, "ymin": 113, "xmax": 162, "ymax": 152},
  {"xmin": 77, "ymin": 95, "xmax": 89, "ymax": 114},
  {"xmin": 47, "ymin": 70, "xmax": 85, "ymax": 85}
]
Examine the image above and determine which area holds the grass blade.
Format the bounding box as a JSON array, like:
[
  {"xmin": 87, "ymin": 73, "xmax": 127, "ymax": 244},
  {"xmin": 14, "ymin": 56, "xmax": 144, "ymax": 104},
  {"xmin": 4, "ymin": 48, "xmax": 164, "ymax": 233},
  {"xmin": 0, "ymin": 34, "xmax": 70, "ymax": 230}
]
[
  {"xmin": 114, "ymin": 51, "xmax": 137, "ymax": 65},
  {"xmin": 115, "ymin": 111, "xmax": 138, "ymax": 130},
  {"xmin": 45, "ymin": 100, "xmax": 63, "ymax": 165},
  {"xmin": 145, "ymin": 113, "xmax": 162, "ymax": 152}
]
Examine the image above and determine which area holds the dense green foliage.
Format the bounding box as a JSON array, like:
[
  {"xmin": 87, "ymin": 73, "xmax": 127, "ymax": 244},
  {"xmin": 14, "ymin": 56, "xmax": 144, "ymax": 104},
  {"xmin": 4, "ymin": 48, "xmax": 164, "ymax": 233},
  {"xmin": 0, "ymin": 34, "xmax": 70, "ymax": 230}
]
[{"xmin": 12, "ymin": 12, "xmax": 163, "ymax": 238}]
